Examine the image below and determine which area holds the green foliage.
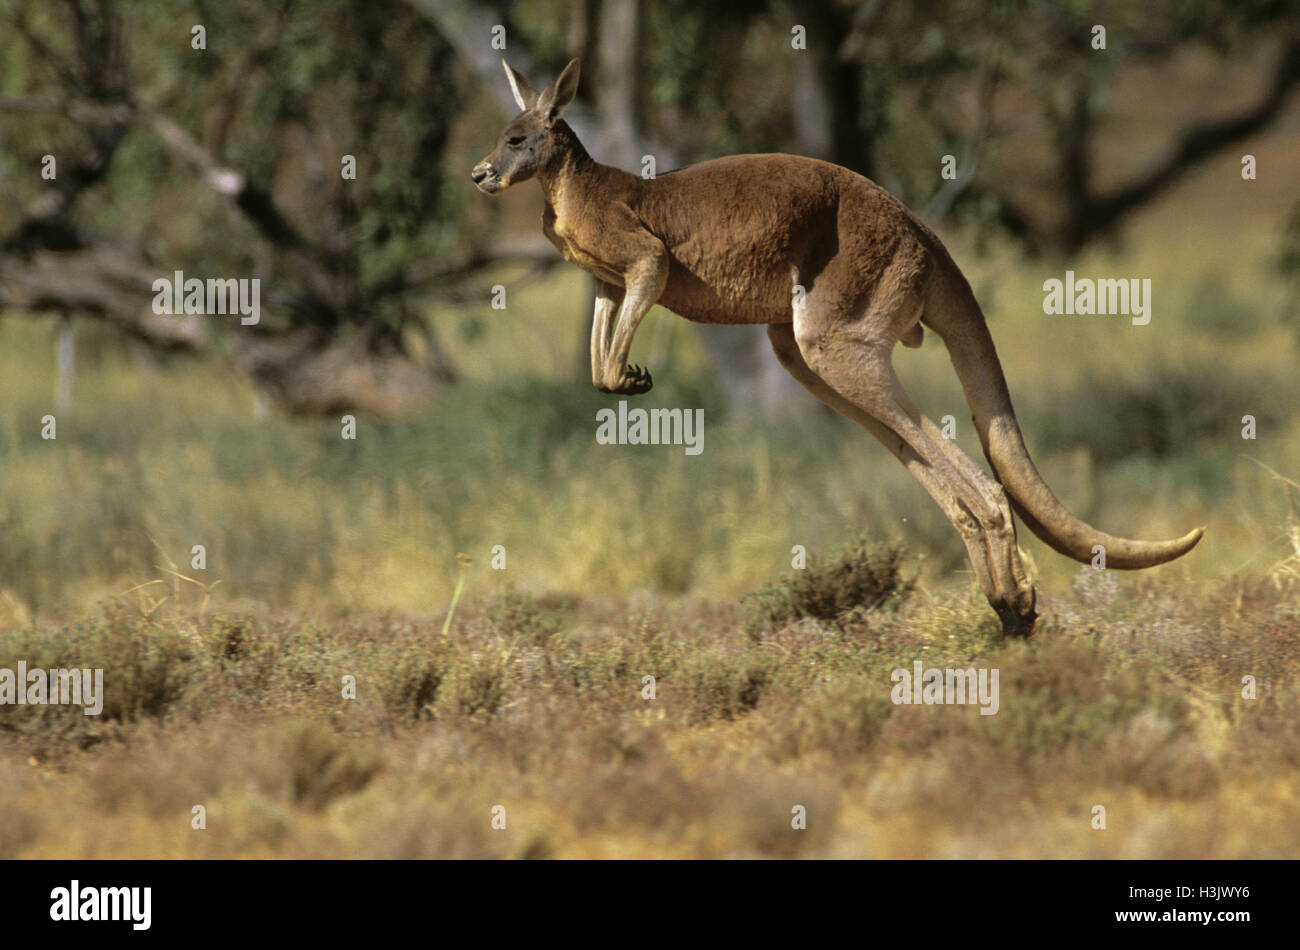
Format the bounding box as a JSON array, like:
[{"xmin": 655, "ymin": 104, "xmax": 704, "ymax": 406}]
[{"xmin": 0, "ymin": 0, "xmax": 464, "ymax": 339}]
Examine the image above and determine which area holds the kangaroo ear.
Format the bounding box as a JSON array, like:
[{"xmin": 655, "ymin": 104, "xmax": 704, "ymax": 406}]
[
  {"xmin": 535, "ymin": 58, "xmax": 580, "ymax": 127},
  {"xmin": 502, "ymin": 59, "xmax": 537, "ymax": 113}
]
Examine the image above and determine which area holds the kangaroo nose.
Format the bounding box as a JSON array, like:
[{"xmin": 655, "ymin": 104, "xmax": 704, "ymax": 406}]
[{"xmin": 471, "ymin": 163, "xmax": 493, "ymax": 184}]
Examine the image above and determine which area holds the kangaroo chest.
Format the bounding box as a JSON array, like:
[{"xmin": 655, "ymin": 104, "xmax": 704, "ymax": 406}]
[{"xmin": 542, "ymin": 203, "xmax": 624, "ymax": 286}]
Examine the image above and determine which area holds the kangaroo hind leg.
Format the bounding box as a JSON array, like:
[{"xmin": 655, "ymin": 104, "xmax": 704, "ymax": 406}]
[
  {"xmin": 769, "ymin": 323, "xmax": 1034, "ymax": 636},
  {"xmin": 781, "ymin": 301, "xmax": 1037, "ymax": 637}
]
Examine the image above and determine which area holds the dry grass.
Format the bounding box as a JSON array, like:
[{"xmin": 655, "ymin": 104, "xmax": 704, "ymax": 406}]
[{"xmin": 2, "ymin": 561, "xmax": 1298, "ymax": 858}]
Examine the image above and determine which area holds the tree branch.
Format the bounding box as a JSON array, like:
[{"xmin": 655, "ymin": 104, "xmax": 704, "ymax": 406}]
[{"xmin": 1083, "ymin": 38, "xmax": 1300, "ymax": 241}]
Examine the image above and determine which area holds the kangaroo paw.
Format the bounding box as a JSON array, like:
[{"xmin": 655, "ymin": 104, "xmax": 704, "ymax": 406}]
[{"xmin": 610, "ymin": 363, "xmax": 653, "ymax": 395}]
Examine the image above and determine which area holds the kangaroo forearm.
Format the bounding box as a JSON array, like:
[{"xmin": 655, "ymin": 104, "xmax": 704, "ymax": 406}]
[
  {"xmin": 595, "ymin": 291, "xmax": 655, "ymax": 391},
  {"xmin": 609, "ymin": 291, "xmax": 652, "ymax": 360},
  {"xmin": 592, "ymin": 255, "xmax": 666, "ymax": 392},
  {"xmin": 590, "ymin": 281, "xmax": 621, "ymax": 386}
]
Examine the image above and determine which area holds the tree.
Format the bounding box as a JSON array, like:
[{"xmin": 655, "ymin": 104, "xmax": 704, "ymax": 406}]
[{"xmin": 1, "ymin": 0, "xmax": 514, "ymax": 413}]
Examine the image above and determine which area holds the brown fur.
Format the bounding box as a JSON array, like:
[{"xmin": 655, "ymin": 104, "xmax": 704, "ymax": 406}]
[{"xmin": 473, "ymin": 59, "xmax": 1204, "ymax": 637}]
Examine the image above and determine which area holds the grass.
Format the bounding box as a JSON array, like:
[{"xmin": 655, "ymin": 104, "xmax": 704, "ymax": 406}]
[
  {"xmin": 1, "ymin": 571, "xmax": 1297, "ymax": 858},
  {"xmin": 742, "ymin": 535, "xmax": 915, "ymax": 640}
]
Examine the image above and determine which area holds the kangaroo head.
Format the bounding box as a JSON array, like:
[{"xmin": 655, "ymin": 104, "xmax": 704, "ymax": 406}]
[{"xmin": 472, "ymin": 58, "xmax": 581, "ymax": 194}]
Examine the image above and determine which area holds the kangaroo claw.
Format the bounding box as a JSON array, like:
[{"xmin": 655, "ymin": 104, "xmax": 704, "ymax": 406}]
[{"xmin": 611, "ymin": 363, "xmax": 653, "ymax": 394}]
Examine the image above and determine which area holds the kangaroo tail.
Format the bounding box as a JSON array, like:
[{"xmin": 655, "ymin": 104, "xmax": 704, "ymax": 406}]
[{"xmin": 929, "ymin": 278, "xmax": 1203, "ymax": 570}]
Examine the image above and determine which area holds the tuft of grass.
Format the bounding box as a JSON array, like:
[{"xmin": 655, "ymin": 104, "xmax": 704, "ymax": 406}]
[
  {"xmin": 743, "ymin": 537, "xmax": 915, "ymax": 639},
  {"xmin": 676, "ymin": 649, "xmax": 774, "ymax": 722},
  {"xmin": 487, "ymin": 585, "xmax": 568, "ymax": 649},
  {"xmin": 377, "ymin": 640, "xmax": 448, "ymax": 721}
]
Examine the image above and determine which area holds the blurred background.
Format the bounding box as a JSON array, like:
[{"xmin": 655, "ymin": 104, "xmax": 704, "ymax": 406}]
[{"xmin": 1, "ymin": 0, "xmax": 1299, "ymax": 622}]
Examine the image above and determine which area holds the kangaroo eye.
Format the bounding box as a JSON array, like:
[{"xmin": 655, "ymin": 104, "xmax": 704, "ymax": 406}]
[{"xmin": 507, "ymin": 136, "xmax": 526, "ymax": 148}]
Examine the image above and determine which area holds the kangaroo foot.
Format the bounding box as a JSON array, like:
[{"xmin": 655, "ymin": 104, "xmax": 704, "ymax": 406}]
[{"xmin": 602, "ymin": 363, "xmax": 653, "ymax": 395}]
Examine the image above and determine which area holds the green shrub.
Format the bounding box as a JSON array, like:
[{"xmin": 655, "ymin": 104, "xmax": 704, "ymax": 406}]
[{"xmin": 743, "ymin": 537, "xmax": 914, "ymax": 638}]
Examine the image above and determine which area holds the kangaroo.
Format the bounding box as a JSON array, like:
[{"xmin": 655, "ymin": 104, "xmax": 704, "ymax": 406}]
[{"xmin": 471, "ymin": 58, "xmax": 1203, "ymax": 637}]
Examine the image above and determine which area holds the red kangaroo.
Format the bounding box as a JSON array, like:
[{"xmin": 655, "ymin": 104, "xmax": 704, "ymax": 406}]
[{"xmin": 472, "ymin": 57, "xmax": 1203, "ymax": 637}]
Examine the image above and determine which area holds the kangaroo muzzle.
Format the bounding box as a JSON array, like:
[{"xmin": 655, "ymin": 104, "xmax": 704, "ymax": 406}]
[{"xmin": 471, "ymin": 162, "xmax": 502, "ymax": 193}]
